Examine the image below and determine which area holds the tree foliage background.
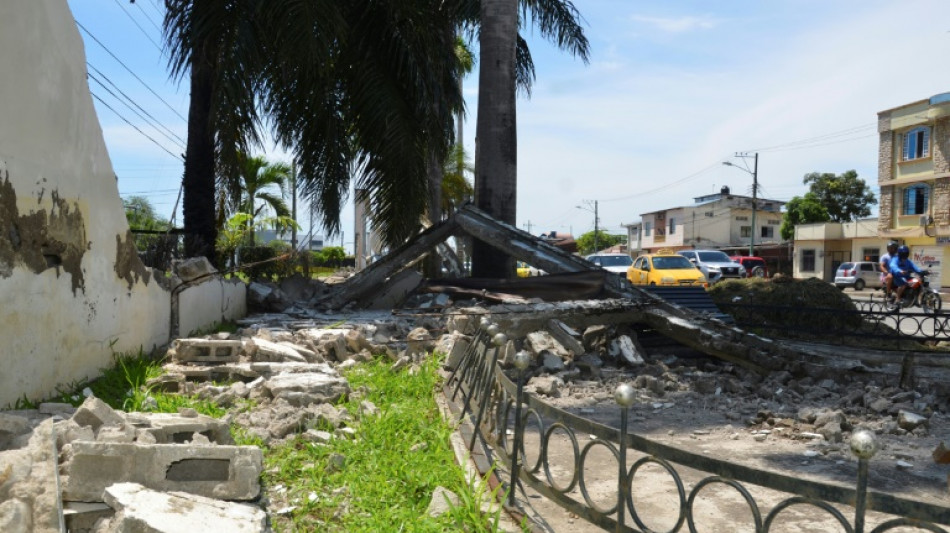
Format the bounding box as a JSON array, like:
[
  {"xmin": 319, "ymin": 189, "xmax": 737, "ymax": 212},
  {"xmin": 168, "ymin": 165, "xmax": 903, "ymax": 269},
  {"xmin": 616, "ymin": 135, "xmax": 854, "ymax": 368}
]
[
  {"xmin": 576, "ymin": 230, "xmax": 623, "ymax": 255},
  {"xmin": 780, "ymin": 170, "xmax": 876, "ymax": 240}
]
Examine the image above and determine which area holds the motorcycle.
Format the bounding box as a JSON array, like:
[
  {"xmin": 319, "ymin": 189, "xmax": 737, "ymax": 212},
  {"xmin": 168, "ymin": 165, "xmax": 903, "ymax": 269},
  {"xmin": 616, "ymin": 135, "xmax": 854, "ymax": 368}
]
[{"xmin": 886, "ymin": 270, "xmax": 942, "ymax": 314}]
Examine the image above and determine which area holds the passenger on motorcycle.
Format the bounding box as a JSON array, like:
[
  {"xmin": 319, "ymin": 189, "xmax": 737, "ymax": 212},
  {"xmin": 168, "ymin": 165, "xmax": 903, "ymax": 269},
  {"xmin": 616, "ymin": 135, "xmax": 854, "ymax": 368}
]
[
  {"xmin": 879, "ymin": 241, "xmax": 899, "ymax": 295},
  {"xmin": 889, "ymin": 245, "xmax": 923, "ymax": 302}
]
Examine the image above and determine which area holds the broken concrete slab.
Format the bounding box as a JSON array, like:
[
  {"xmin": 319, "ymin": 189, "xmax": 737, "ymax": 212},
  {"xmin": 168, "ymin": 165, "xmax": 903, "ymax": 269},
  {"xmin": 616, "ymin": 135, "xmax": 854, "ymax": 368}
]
[
  {"xmin": 436, "ymin": 332, "xmax": 471, "ymax": 370},
  {"xmin": 0, "ymin": 419, "xmax": 62, "ymax": 533},
  {"xmin": 0, "ymin": 412, "xmax": 32, "ymax": 450},
  {"xmin": 61, "ymin": 441, "xmax": 262, "ymax": 502},
  {"xmin": 360, "ymin": 268, "xmax": 424, "ymax": 310},
  {"xmin": 525, "ymin": 331, "xmax": 572, "ymax": 363},
  {"xmin": 101, "ymin": 482, "xmax": 266, "ymax": 533},
  {"xmin": 174, "ymin": 257, "xmax": 217, "ymax": 283},
  {"xmin": 130, "ymin": 412, "xmax": 233, "ymax": 446},
  {"xmin": 250, "ymin": 337, "xmax": 307, "ymax": 363},
  {"xmin": 263, "ymin": 372, "xmax": 351, "ymax": 406},
  {"xmin": 610, "ymin": 335, "xmax": 646, "ymax": 366},
  {"xmin": 72, "ymin": 397, "xmax": 127, "ymax": 433},
  {"xmin": 546, "ymin": 319, "xmax": 585, "ymax": 356}
]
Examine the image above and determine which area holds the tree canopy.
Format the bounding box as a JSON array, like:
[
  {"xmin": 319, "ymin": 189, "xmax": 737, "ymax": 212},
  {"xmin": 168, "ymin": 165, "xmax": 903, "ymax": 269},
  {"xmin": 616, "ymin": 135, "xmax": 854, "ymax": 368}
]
[
  {"xmin": 576, "ymin": 230, "xmax": 623, "ymax": 255},
  {"xmin": 780, "ymin": 192, "xmax": 831, "ymax": 241},
  {"xmin": 123, "ymin": 196, "xmax": 168, "ymax": 231},
  {"xmin": 801, "ymin": 170, "xmax": 876, "ymax": 223}
]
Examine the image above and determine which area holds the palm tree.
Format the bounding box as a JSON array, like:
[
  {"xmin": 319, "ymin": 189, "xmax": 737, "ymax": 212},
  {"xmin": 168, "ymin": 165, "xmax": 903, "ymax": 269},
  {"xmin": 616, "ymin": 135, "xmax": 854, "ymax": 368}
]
[
  {"xmin": 230, "ymin": 154, "xmax": 292, "ymax": 245},
  {"xmin": 470, "ymin": 0, "xmax": 589, "ymax": 277}
]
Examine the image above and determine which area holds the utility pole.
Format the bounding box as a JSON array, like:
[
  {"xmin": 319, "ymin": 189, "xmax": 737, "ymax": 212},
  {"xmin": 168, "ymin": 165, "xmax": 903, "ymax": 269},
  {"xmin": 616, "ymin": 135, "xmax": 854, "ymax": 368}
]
[
  {"xmin": 524, "ymin": 220, "xmax": 533, "ymax": 234},
  {"xmin": 594, "ymin": 200, "xmax": 599, "ymax": 253},
  {"xmin": 723, "ymin": 152, "xmax": 758, "ymax": 256}
]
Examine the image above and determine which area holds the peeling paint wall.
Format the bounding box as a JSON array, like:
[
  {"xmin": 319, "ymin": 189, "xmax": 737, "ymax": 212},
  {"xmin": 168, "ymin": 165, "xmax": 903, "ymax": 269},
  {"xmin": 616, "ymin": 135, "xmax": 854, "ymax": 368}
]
[{"xmin": 0, "ymin": 2, "xmax": 171, "ymax": 407}]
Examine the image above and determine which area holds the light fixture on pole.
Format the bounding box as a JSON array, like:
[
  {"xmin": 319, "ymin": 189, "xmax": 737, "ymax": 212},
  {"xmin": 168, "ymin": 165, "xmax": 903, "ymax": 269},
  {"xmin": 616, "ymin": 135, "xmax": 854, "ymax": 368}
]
[
  {"xmin": 576, "ymin": 200, "xmax": 599, "ymax": 252},
  {"xmin": 722, "ymin": 153, "xmax": 759, "ymax": 256}
]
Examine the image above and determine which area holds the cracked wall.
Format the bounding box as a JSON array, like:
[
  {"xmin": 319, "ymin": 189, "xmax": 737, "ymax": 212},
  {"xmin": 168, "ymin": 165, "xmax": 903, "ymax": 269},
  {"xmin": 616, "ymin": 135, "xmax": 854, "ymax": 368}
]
[{"xmin": 0, "ymin": 2, "xmax": 171, "ymax": 407}]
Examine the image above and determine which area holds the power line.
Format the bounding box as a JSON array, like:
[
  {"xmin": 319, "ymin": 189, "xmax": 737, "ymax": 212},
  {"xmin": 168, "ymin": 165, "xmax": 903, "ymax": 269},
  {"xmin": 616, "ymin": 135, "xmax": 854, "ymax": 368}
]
[
  {"xmin": 112, "ymin": 0, "xmax": 163, "ymax": 54},
  {"xmin": 87, "ymin": 62, "xmax": 186, "ymax": 144},
  {"xmin": 88, "ymin": 71, "xmax": 185, "ymax": 150},
  {"xmin": 90, "ymin": 91, "xmax": 183, "ymax": 161},
  {"xmin": 133, "ymin": 0, "xmax": 164, "ymax": 35},
  {"xmin": 744, "ymin": 123, "xmax": 876, "ymax": 154},
  {"xmin": 600, "ymin": 162, "xmax": 721, "ymax": 203},
  {"xmin": 75, "ymin": 19, "xmax": 187, "ymax": 122}
]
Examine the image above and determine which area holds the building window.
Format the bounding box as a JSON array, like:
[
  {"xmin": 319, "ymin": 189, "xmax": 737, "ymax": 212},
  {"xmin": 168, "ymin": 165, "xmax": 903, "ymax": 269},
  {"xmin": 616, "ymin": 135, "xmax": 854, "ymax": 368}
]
[
  {"xmin": 740, "ymin": 226, "xmax": 751, "ymax": 238},
  {"xmin": 903, "ymin": 184, "xmax": 930, "ymax": 215},
  {"xmin": 902, "ymin": 127, "xmax": 930, "ymax": 161},
  {"xmin": 644, "ymin": 222, "xmax": 652, "ymax": 237},
  {"xmin": 668, "ymin": 218, "xmax": 676, "ymax": 235},
  {"xmin": 761, "ymin": 226, "xmax": 774, "ymax": 239},
  {"xmin": 863, "ymin": 248, "xmax": 879, "ymax": 262},
  {"xmin": 802, "ymin": 249, "xmax": 816, "ymax": 272}
]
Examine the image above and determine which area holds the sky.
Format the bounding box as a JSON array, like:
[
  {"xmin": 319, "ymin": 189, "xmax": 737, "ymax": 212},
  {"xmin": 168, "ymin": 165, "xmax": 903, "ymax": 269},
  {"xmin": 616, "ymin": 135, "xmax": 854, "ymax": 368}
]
[{"xmin": 66, "ymin": 0, "xmax": 950, "ymax": 253}]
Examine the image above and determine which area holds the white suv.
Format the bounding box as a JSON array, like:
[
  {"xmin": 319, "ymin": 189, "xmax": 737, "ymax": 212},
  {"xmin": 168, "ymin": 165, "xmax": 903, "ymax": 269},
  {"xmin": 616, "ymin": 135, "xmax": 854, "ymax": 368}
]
[{"xmin": 677, "ymin": 250, "xmax": 746, "ymax": 283}]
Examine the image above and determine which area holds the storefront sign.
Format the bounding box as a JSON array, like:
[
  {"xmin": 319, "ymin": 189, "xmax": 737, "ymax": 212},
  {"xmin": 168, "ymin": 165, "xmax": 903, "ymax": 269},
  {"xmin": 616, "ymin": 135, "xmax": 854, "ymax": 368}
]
[{"xmin": 912, "ymin": 246, "xmax": 943, "ymax": 290}]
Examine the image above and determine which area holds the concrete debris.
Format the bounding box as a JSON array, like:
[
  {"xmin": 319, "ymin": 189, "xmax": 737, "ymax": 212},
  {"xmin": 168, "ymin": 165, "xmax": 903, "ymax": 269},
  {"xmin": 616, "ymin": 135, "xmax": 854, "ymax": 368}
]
[
  {"xmin": 898, "ymin": 410, "xmax": 929, "ymax": 431},
  {"xmin": 609, "ymin": 335, "xmax": 645, "ymax": 365},
  {"xmin": 0, "ymin": 419, "xmax": 61, "ymax": 533},
  {"xmin": 436, "ymin": 332, "xmax": 471, "ymax": 370},
  {"xmin": 545, "ymin": 319, "xmax": 585, "ymax": 356},
  {"xmin": 525, "ymin": 331, "xmax": 572, "ymax": 365},
  {"xmin": 529, "ymin": 376, "xmax": 564, "ymax": 397},
  {"xmin": 0, "ymin": 412, "xmax": 32, "ymax": 450},
  {"xmin": 174, "ymin": 257, "xmax": 217, "ymax": 283},
  {"xmin": 406, "ymin": 327, "xmax": 434, "ymax": 361},
  {"xmin": 426, "ymin": 486, "xmax": 460, "ymax": 518},
  {"xmin": 100, "ymin": 482, "xmax": 266, "ymax": 533},
  {"xmin": 170, "ymin": 338, "xmax": 243, "ymax": 363}
]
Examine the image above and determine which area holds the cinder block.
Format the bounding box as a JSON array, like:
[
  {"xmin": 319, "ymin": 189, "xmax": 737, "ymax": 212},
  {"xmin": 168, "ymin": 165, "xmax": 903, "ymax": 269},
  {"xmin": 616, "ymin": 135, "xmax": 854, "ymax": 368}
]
[
  {"xmin": 172, "ymin": 338, "xmax": 243, "ymax": 363},
  {"xmin": 131, "ymin": 412, "xmax": 233, "ymax": 445},
  {"xmin": 61, "ymin": 442, "xmax": 262, "ymax": 502}
]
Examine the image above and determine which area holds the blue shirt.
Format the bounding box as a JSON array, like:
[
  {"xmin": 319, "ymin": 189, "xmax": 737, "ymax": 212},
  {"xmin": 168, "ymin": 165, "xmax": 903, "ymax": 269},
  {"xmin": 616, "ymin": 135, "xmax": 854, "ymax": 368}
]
[{"xmin": 889, "ymin": 256, "xmax": 921, "ymax": 276}]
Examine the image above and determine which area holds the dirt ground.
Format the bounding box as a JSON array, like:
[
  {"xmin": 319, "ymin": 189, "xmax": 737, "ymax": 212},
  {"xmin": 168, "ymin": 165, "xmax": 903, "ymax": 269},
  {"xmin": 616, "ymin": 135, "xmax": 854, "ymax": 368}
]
[{"xmin": 488, "ymin": 351, "xmax": 950, "ymax": 533}]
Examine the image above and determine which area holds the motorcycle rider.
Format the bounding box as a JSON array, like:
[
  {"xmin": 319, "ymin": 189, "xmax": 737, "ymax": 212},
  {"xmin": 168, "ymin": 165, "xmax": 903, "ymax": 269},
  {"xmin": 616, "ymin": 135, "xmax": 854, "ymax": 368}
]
[
  {"xmin": 879, "ymin": 241, "xmax": 899, "ymax": 296},
  {"xmin": 889, "ymin": 245, "xmax": 923, "ymax": 304}
]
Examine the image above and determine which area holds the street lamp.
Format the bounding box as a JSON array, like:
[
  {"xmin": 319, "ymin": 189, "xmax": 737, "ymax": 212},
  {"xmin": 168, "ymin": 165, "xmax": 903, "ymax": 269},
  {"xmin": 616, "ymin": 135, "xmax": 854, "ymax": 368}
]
[
  {"xmin": 723, "ymin": 153, "xmax": 759, "ymax": 256},
  {"xmin": 576, "ymin": 200, "xmax": 599, "ymax": 253}
]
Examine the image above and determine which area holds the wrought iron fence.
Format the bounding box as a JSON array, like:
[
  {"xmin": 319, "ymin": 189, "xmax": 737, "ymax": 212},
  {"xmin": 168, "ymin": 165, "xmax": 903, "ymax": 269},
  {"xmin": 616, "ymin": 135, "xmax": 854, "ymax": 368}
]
[
  {"xmin": 716, "ymin": 301, "xmax": 950, "ymax": 343},
  {"xmin": 446, "ymin": 319, "xmax": 950, "ymax": 532}
]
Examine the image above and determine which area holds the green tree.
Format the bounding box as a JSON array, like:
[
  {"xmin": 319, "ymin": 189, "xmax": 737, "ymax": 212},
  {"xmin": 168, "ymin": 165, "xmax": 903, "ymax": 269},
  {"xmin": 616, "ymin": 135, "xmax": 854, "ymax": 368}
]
[
  {"xmin": 226, "ymin": 154, "xmax": 292, "ymax": 245},
  {"xmin": 801, "ymin": 170, "xmax": 877, "ymax": 222},
  {"xmin": 576, "ymin": 230, "xmax": 623, "ymax": 255},
  {"xmin": 164, "ymin": 1, "xmax": 463, "ymax": 258},
  {"xmin": 441, "ymin": 144, "xmax": 474, "ymax": 217},
  {"xmin": 123, "ymin": 195, "xmax": 169, "ymax": 231},
  {"xmin": 780, "ymin": 192, "xmax": 831, "ymax": 241}
]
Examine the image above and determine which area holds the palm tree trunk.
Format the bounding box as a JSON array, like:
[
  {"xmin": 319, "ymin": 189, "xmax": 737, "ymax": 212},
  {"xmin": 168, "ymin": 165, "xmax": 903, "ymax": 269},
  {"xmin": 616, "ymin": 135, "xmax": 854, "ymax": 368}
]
[
  {"xmin": 182, "ymin": 32, "xmax": 217, "ymax": 262},
  {"xmin": 472, "ymin": 0, "xmax": 518, "ymax": 278},
  {"xmin": 424, "ymin": 149, "xmax": 443, "ymax": 278}
]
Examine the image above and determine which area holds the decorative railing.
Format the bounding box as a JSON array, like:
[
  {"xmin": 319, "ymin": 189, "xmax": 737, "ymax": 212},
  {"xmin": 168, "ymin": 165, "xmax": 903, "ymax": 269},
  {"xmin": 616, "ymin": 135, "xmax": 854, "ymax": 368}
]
[{"xmin": 445, "ymin": 318, "xmax": 950, "ymax": 533}]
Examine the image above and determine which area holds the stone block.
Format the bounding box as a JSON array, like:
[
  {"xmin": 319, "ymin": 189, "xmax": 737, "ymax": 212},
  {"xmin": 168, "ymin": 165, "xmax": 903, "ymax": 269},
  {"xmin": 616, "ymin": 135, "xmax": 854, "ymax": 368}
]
[
  {"xmin": 61, "ymin": 441, "xmax": 262, "ymax": 502},
  {"xmin": 0, "ymin": 413, "xmax": 32, "ymax": 450},
  {"xmin": 73, "ymin": 397, "xmax": 126, "ymax": 432},
  {"xmin": 132, "ymin": 413, "xmax": 233, "ymax": 445},
  {"xmin": 102, "ymin": 482, "xmax": 266, "ymax": 533},
  {"xmin": 171, "ymin": 338, "xmax": 243, "ymax": 363},
  {"xmin": 437, "ymin": 333, "xmax": 471, "ymax": 370},
  {"xmin": 250, "ymin": 337, "xmax": 307, "ymax": 363},
  {"xmin": 610, "ymin": 335, "xmax": 645, "ymax": 365},
  {"xmin": 175, "ymin": 257, "xmax": 218, "ymax": 282},
  {"xmin": 263, "ymin": 371, "xmax": 351, "ymax": 405}
]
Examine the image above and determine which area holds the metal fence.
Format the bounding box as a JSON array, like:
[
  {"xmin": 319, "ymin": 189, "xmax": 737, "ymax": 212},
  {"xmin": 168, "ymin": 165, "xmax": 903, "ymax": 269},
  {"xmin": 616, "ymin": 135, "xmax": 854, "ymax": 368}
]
[
  {"xmin": 446, "ymin": 318, "xmax": 950, "ymax": 533},
  {"xmin": 717, "ymin": 301, "xmax": 950, "ymax": 343}
]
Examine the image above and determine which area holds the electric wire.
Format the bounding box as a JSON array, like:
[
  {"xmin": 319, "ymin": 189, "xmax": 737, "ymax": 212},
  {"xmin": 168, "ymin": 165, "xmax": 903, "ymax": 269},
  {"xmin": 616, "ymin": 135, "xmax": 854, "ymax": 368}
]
[
  {"xmin": 600, "ymin": 162, "xmax": 721, "ymax": 203},
  {"xmin": 90, "ymin": 91, "xmax": 183, "ymax": 161},
  {"xmin": 133, "ymin": 0, "xmax": 164, "ymax": 34},
  {"xmin": 87, "ymin": 62, "xmax": 185, "ymax": 143},
  {"xmin": 87, "ymin": 71, "xmax": 185, "ymax": 150},
  {"xmin": 744, "ymin": 123, "xmax": 876, "ymax": 154},
  {"xmin": 112, "ymin": 0, "xmax": 163, "ymax": 54},
  {"xmin": 75, "ymin": 20, "xmax": 188, "ymax": 122}
]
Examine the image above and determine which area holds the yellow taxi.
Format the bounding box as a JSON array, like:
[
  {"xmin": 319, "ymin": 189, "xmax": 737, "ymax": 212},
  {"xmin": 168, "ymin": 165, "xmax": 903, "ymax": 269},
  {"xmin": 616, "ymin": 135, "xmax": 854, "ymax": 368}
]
[
  {"xmin": 517, "ymin": 261, "xmax": 540, "ymax": 277},
  {"xmin": 627, "ymin": 249, "xmax": 707, "ymax": 287}
]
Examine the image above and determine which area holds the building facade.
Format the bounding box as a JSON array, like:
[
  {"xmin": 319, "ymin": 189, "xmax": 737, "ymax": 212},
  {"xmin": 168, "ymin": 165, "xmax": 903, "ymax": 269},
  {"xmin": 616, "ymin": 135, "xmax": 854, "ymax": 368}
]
[
  {"xmin": 627, "ymin": 186, "xmax": 785, "ymax": 255},
  {"xmin": 875, "ymin": 92, "xmax": 950, "ymax": 289}
]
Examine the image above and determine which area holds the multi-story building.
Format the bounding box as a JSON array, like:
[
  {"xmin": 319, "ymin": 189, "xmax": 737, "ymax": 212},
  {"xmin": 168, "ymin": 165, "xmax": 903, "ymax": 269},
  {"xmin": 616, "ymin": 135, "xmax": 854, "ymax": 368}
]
[
  {"xmin": 626, "ymin": 186, "xmax": 785, "ymax": 255},
  {"xmin": 875, "ymin": 92, "xmax": 950, "ymax": 288}
]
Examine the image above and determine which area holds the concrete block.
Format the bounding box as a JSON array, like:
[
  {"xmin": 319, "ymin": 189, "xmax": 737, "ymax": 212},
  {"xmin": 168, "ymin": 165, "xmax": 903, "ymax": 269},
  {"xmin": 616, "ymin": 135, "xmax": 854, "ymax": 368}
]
[
  {"xmin": 250, "ymin": 338, "xmax": 307, "ymax": 363},
  {"xmin": 171, "ymin": 339, "xmax": 243, "ymax": 363},
  {"xmin": 175, "ymin": 257, "xmax": 218, "ymax": 282},
  {"xmin": 103, "ymin": 482, "xmax": 266, "ymax": 533},
  {"xmin": 263, "ymin": 372, "xmax": 351, "ymax": 406},
  {"xmin": 61, "ymin": 442, "xmax": 262, "ymax": 502},
  {"xmin": 73, "ymin": 397, "xmax": 126, "ymax": 432},
  {"xmin": 131, "ymin": 413, "xmax": 233, "ymax": 446}
]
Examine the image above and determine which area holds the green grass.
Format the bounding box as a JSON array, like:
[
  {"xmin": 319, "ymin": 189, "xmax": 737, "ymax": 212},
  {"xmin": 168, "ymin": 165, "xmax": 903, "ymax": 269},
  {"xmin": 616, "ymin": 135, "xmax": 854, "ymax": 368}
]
[{"xmin": 264, "ymin": 355, "xmax": 506, "ymax": 532}]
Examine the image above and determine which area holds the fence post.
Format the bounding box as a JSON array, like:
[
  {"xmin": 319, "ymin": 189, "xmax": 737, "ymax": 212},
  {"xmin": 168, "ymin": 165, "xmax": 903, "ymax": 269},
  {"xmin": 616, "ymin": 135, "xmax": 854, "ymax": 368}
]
[
  {"xmin": 508, "ymin": 350, "xmax": 532, "ymax": 507},
  {"xmin": 468, "ymin": 329, "xmax": 507, "ymax": 451},
  {"xmin": 850, "ymin": 429, "xmax": 878, "ymax": 533},
  {"xmin": 615, "ymin": 383, "xmax": 635, "ymax": 533}
]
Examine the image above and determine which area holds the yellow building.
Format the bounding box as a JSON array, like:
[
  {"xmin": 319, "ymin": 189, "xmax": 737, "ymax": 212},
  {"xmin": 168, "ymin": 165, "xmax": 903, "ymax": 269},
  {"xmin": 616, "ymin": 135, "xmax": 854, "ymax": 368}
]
[{"xmin": 877, "ymin": 92, "xmax": 950, "ymax": 289}]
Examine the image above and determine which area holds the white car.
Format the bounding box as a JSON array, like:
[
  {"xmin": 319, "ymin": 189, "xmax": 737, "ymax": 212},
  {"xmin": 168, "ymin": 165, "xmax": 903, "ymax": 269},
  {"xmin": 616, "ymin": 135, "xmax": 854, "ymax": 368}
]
[{"xmin": 585, "ymin": 253, "xmax": 634, "ymax": 274}]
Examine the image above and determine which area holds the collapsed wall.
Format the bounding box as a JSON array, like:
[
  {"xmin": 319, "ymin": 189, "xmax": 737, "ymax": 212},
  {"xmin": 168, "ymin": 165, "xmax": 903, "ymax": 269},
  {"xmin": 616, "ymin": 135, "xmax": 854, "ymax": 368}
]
[{"xmin": 0, "ymin": 2, "xmax": 169, "ymax": 407}]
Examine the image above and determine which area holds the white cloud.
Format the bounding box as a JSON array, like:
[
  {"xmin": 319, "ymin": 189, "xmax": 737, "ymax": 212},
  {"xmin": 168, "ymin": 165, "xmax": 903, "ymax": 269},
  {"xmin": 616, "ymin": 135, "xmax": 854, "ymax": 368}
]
[{"xmin": 630, "ymin": 14, "xmax": 720, "ymax": 34}]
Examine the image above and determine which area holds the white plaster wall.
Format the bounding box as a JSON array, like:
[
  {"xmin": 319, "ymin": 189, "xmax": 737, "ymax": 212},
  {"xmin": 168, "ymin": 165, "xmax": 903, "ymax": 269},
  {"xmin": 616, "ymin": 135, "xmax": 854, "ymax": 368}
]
[
  {"xmin": 0, "ymin": 2, "xmax": 171, "ymax": 407},
  {"xmin": 178, "ymin": 279, "xmax": 248, "ymax": 337}
]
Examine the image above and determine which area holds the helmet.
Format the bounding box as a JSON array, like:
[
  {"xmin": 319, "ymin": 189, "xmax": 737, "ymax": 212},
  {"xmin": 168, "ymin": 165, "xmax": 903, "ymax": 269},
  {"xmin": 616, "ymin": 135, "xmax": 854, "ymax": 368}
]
[
  {"xmin": 886, "ymin": 241, "xmax": 899, "ymax": 253},
  {"xmin": 897, "ymin": 245, "xmax": 910, "ymax": 259}
]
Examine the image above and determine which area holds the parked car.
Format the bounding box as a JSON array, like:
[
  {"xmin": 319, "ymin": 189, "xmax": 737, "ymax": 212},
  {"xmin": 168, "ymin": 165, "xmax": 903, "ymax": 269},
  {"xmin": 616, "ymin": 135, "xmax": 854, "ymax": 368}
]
[
  {"xmin": 516, "ymin": 261, "xmax": 544, "ymax": 277},
  {"xmin": 627, "ymin": 249, "xmax": 708, "ymax": 287},
  {"xmin": 677, "ymin": 250, "xmax": 746, "ymax": 283},
  {"xmin": 730, "ymin": 255, "xmax": 769, "ymax": 278},
  {"xmin": 834, "ymin": 261, "xmax": 883, "ymax": 291},
  {"xmin": 585, "ymin": 253, "xmax": 633, "ymax": 274}
]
